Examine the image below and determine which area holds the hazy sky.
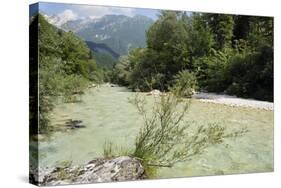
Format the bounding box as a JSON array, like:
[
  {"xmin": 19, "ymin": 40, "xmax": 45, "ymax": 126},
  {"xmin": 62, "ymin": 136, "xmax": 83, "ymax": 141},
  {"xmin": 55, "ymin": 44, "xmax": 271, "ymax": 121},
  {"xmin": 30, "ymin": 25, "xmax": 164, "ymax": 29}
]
[{"xmin": 36, "ymin": 2, "xmax": 160, "ymax": 21}]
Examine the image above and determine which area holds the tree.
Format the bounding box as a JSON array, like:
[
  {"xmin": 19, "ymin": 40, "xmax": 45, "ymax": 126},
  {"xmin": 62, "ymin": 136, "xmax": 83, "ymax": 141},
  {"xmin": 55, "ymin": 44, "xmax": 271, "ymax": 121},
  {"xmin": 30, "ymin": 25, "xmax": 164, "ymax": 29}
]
[
  {"xmin": 171, "ymin": 70, "xmax": 198, "ymax": 98},
  {"xmin": 32, "ymin": 14, "xmax": 99, "ymax": 134},
  {"xmin": 232, "ymin": 15, "xmax": 251, "ymax": 42},
  {"xmin": 202, "ymin": 14, "xmax": 234, "ymax": 49},
  {"xmin": 112, "ymin": 12, "xmax": 273, "ymax": 101}
]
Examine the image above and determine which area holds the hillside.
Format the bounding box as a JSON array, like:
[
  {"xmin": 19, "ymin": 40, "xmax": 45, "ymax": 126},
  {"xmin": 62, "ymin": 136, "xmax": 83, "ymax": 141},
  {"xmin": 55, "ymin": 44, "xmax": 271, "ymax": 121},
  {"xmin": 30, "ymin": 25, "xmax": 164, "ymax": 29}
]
[
  {"xmin": 42, "ymin": 13, "xmax": 154, "ymax": 67},
  {"xmin": 61, "ymin": 15, "xmax": 154, "ymax": 55}
]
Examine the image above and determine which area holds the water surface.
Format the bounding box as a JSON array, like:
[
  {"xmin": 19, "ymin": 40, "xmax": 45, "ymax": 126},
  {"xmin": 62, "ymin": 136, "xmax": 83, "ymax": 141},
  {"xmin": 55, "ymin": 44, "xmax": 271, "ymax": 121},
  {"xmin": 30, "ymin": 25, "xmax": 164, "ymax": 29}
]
[{"xmin": 38, "ymin": 85, "xmax": 273, "ymax": 178}]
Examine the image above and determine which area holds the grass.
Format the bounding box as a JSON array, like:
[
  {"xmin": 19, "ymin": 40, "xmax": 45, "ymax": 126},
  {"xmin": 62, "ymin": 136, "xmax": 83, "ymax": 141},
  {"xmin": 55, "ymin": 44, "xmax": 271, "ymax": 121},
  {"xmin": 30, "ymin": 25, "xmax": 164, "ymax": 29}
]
[{"xmin": 103, "ymin": 141, "xmax": 133, "ymax": 159}]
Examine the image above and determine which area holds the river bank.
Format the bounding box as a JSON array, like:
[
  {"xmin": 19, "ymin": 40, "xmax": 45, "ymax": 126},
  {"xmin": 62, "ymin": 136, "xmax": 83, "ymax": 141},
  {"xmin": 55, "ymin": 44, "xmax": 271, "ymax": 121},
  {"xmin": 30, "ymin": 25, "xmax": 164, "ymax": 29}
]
[{"xmin": 193, "ymin": 92, "xmax": 273, "ymax": 110}]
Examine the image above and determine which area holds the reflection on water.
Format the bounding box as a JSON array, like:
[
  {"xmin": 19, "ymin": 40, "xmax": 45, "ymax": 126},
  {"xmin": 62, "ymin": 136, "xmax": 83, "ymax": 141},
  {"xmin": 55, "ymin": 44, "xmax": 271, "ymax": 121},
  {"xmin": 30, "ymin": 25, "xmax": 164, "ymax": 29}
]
[{"xmin": 38, "ymin": 85, "xmax": 273, "ymax": 178}]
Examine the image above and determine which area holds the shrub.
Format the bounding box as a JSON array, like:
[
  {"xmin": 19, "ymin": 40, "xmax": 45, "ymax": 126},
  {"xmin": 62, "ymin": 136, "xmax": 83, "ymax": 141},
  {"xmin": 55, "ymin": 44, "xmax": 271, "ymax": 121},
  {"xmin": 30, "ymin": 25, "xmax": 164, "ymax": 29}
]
[
  {"xmin": 226, "ymin": 46, "xmax": 273, "ymax": 101},
  {"xmin": 171, "ymin": 70, "xmax": 198, "ymax": 97},
  {"xmin": 197, "ymin": 49, "xmax": 232, "ymax": 92},
  {"xmin": 38, "ymin": 57, "xmax": 90, "ymax": 133},
  {"xmin": 129, "ymin": 91, "xmax": 247, "ymax": 169}
]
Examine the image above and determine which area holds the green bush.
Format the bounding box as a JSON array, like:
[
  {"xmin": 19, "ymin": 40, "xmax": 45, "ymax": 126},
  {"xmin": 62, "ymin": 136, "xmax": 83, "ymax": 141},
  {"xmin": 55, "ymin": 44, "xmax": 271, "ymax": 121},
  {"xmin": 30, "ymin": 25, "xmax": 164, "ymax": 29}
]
[
  {"xmin": 129, "ymin": 91, "xmax": 247, "ymax": 170},
  {"xmin": 109, "ymin": 12, "xmax": 273, "ymax": 101},
  {"xmin": 171, "ymin": 70, "xmax": 198, "ymax": 97},
  {"xmin": 33, "ymin": 15, "xmax": 109, "ymax": 134},
  {"xmin": 38, "ymin": 57, "xmax": 90, "ymax": 133},
  {"xmin": 197, "ymin": 49, "xmax": 232, "ymax": 92},
  {"xmin": 226, "ymin": 45, "xmax": 273, "ymax": 101}
]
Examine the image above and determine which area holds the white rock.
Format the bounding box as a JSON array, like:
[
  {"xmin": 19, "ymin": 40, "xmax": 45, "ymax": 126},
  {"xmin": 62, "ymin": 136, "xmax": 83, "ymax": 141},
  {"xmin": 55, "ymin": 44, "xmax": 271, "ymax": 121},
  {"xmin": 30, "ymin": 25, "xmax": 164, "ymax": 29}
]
[
  {"xmin": 148, "ymin": 89, "xmax": 161, "ymax": 96},
  {"xmin": 193, "ymin": 92, "xmax": 273, "ymax": 110},
  {"xmin": 39, "ymin": 156, "xmax": 145, "ymax": 186}
]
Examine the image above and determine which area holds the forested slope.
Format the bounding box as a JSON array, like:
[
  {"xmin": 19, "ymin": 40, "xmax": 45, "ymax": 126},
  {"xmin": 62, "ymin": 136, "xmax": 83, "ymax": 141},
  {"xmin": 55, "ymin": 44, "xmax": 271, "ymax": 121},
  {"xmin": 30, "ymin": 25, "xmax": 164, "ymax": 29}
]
[{"xmin": 30, "ymin": 14, "xmax": 105, "ymax": 134}]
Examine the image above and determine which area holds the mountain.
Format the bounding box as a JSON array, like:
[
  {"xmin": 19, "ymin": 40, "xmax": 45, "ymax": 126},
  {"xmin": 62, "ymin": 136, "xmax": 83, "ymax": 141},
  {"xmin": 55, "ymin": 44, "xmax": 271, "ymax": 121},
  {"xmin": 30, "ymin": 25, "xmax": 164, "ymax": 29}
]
[
  {"xmin": 41, "ymin": 13, "xmax": 67, "ymax": 27},
  {"xmin": 86, "ymin": 41, "xmax": 118, "ymax": 67},
  {"xmin": 86, "ymin": 41, "xmax": 119, "ymax": 59},
  {"xmin": 42, "ymin": 13, "xmax": 154, "ymax": 67},
  {"xmin": 41, "ymin": 10, "xmax": 78, "ymax": 27},
  {"xmin": 61, "ymin": 15, "xmax": 154, "ymax": 56}
]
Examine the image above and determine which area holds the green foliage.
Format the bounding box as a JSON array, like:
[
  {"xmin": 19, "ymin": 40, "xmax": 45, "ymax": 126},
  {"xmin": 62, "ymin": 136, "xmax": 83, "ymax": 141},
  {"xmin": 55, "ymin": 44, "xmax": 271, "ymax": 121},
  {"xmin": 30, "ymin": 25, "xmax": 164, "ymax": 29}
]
[
  {"xmin": 39, "ymin": 57, "xmax": 65, "ymax": 133},
  {"xmin": 147, "ymin": 11, "xmax": 187, "ymax": 53},
  {"xmin": 38, "ymin": 57, "xmax": 90, "ymax": 133},
  {"xmin": 100, "ymin": 89, "xmax": 247, "ymax": 176},
  {"xmin": 90, "ymin": 68, "xmax": 111, "ymax": 84},
  {"xmin": 112, "ymin": 12, "xmax": 273, "ymax": 101},
  {"xmin": 171, "ymin": 70, "xmax": 198, "ymax": 97},
  {"xmin": 146, "ymin": 11, "xmax": 189, "ymax": 73},
  {"xmin": 196, "ymin": 49, "xmax": 233, "ymax": 92},
  {"xmin": 226, "ymin": 45, "xmax": 273, "ymax": 101},
  {"xmin": 247, "ymin": 17, "xmax": 273, "ymax": 50},
  {"xmin": 62, "ymin": 75, "xmax": 89, "ymax": 102},
  {"xmin": 93, "ymin": 52, "xmax": 117, "ymax": 68},
  {"xmin": 102, "ymin": 141, "xmax": 133, "ymax": 159},
  {"xmin": 186, "ymin": 13, "xmax": 215, "ymax": 59},
  {"xmin": 111, "ymin": 56, "xmax": 132, "ymax": 86},
  {"xmin": 129, "ymin": 50, "xmax": 166, "ymax": 91},
  {"xmin": 103, "ymin": 142, "xmax": 114, "ymax": 158},
  {"xmin": 38, "ymin": 14, "xmax": 62, "ymax": 57},
  {"xmin": 202, "ymin": 14, "xmax": 234, "ymax": 49},
  {"xmin": 33, "ymin": 14, "xmax": 103, "ymax": 134},
  {"xmin": 111, "ymin": 48, "xmax": 147, "ymax": 88},
  {"xmin": 60, "ymin": 32, "xmax": 90, "ymax": 62},
  {"xmin": 130, "ymin": 91, "xmax": 247, "ymax": 169}
]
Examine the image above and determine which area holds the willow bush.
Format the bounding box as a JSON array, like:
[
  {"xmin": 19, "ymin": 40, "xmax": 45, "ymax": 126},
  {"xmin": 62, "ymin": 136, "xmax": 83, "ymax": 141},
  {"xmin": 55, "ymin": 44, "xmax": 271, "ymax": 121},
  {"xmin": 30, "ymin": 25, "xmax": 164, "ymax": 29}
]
[
  {"xmin": 170, "ymin": 70, "xmax": 198, "ymax": 98},
  {"xmin": 129, "ymin": 90, "xmax": 247, "ymax": 169}
]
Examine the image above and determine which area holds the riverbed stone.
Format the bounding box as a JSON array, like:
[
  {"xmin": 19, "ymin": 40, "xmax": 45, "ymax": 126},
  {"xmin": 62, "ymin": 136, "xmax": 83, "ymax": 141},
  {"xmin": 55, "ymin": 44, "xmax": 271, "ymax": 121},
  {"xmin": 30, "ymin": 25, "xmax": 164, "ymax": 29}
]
[
  {"xmin": 40, "ymin": 156, "xmax": 146, "ymax": 186},
  {"xmin": 147, "ymin": 89, "xmax": 162, "ymax": 96}
]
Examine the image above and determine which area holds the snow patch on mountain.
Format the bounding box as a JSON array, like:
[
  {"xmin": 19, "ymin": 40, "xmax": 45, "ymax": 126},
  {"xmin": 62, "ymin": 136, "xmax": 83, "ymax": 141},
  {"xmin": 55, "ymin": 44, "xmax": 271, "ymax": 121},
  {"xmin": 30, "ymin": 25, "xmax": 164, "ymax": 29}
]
[{"xmin": 42, "ymin": 10, "xmax": 77, "ymax": 27}]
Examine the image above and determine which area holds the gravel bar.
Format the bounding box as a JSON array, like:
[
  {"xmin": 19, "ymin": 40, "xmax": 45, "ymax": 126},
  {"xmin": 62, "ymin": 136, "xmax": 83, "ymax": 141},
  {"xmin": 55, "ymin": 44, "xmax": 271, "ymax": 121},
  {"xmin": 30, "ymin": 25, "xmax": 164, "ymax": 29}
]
[{"xmin": 193, "ymin": 92, "xmax": 273, "ymax": 110}]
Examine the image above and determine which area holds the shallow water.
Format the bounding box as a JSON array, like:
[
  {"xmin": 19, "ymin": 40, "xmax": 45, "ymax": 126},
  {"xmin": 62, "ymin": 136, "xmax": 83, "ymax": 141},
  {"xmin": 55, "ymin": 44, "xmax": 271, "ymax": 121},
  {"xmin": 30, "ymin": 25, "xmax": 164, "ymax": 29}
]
[{"xmin": 38, "ymin": 85, "xmax": 273, "ymax": 178}]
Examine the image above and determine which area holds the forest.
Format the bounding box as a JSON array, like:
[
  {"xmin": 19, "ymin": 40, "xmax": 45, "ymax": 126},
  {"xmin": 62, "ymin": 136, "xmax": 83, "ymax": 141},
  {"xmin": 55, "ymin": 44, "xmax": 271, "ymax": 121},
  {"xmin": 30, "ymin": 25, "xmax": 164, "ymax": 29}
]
[{"xmin": 111, "ymin": 11, "xmax": 273, "ymax": 101}]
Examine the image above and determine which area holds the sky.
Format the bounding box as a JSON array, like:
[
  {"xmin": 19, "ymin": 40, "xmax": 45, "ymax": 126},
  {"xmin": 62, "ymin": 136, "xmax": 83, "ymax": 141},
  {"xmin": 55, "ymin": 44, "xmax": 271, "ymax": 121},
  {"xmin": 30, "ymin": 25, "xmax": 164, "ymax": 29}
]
[{"xmin": 33, "ymin": 2, "xmax": 160, "ymax": 22}]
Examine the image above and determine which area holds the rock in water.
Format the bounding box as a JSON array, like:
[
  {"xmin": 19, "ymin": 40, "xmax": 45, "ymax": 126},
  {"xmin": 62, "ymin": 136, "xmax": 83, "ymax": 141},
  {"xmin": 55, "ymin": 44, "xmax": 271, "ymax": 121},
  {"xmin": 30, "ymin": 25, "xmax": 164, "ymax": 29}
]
[
  {"xmin": 41, "ymin": 156, "xmax": 146, "ymax": 186},
  {"xmin": 65, "ymin": 119, "xmax": 85, "ymax": 129},
  {"xmin": 147, "ymin": 89, "xmax": 161, "ymax": 96}
]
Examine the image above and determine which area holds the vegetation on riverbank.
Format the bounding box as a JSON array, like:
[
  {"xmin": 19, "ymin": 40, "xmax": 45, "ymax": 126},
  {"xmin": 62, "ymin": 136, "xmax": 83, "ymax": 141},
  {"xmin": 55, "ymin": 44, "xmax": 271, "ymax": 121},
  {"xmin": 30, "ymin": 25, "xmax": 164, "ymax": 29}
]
[
  {"xmin": 31, "ymin": 11, "xmax": 273, "ymax": 135},
  {"xmin": 30, "ymin": 14, "xmax": 110, "ymax": 135},
  {"xmin": 111, "ymin": 11, "xmax": 273, "ymax": 101}
]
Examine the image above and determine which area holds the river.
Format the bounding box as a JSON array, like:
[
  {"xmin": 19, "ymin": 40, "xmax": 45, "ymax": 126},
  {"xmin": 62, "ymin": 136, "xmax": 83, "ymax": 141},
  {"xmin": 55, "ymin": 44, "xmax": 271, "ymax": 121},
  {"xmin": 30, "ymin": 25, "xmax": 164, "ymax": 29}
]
[{"xmin": 38, "ymin": 84, "xmax": 273, "ymax": 178}]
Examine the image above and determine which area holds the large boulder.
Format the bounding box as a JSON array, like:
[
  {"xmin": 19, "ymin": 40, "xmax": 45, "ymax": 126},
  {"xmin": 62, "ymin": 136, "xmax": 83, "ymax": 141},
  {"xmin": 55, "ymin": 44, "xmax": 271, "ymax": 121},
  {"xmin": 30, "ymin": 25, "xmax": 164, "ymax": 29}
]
[{"xmin": 39, "ymin": 156, "xmax": 146, "ymax": 186}]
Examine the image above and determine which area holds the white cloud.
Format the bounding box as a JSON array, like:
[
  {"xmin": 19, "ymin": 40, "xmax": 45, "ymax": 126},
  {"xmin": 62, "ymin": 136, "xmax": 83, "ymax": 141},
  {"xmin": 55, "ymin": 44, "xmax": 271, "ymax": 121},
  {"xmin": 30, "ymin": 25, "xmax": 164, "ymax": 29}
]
[
  {"xmin": 55, "ymin": 9, "xmax": 77, "ymax": 26},
  {"xmin": 47, "ymin": 6, "xmax": 136, "ymax": 27},
  {"xmin": 76, "ymin": 6, "xmax": 135, "ymax": 19}
]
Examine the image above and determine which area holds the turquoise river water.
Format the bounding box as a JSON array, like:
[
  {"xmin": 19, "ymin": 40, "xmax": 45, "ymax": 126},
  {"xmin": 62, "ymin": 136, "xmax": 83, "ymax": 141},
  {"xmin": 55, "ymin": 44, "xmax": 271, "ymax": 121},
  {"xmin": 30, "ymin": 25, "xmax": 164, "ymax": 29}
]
[{"xmin": 38, "ymin": 85, "xmax": 273, "ymax": 178}]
